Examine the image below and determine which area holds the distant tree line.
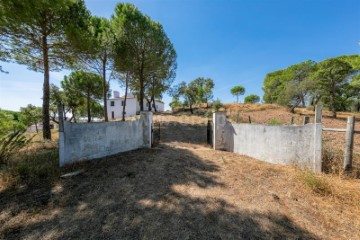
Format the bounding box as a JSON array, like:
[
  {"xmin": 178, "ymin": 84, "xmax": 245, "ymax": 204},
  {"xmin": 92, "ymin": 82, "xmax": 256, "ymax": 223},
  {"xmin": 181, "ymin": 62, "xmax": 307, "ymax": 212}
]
[
  {"xmin": 263, "ymin": 55, "xmax": 360, "ymax": 117},
  {"xmin": 0, "ymin": 1, "xmax": 176, "ymax": 139},
  {"xmin": 169, "ymin": 77, "xmax": 215, "ymax": 113},
  {"xmin": 0, "ymin": 105, "xmax": 42, "ymax": 136}
]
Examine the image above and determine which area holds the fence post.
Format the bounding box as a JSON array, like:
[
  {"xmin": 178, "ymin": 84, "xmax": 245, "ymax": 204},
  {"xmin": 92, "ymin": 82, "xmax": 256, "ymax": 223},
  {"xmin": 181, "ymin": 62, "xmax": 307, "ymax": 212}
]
[
  {"xmin": 344, "ymin": 116, "xmax": 355, "ymax": 171},
  {"xmin": 315, "ymin": 104, "xmax": 322, "ymax": 124},
  {"xmin": 140, "ymin": 111, "xmax": 153, "ymax": 148},
  {"xmin": 58, "ymin": 104, "xmax": 65, "ymax": 167},
  {"xmin": 213, "ymin": 112, "xmax": 227, "ymax": 150},
  {"xmin": 303, "ymin": 116, "xmax": 310, "ymax": 125},
  {"xmin": 313, "ymin": 105, "xmax": 322, "ymax": 173}
]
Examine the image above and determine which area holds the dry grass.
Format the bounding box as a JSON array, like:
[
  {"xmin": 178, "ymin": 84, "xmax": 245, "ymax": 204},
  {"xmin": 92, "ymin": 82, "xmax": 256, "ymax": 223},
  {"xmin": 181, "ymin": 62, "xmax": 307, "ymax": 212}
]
[
  {"xmin": 1, "ymin": 143, "xmax": 360, "ymax": 239},
  {"xmin": 0, "ymin": 130, "xmax": 59, "ymax": 191}
]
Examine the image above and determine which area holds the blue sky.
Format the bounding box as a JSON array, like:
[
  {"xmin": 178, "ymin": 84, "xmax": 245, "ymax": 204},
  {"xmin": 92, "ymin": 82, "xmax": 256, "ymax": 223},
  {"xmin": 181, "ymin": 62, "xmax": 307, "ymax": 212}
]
[{"xmin": 1, "ymin": 0, "xmax": 359, "ymax": 111}]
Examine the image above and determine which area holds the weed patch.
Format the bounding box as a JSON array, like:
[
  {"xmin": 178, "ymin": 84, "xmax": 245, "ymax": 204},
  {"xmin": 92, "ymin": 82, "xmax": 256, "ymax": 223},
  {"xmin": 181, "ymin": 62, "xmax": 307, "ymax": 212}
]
[{"xmin": 300, "ymin": 170, "xmax": 332, "ymax": 196}]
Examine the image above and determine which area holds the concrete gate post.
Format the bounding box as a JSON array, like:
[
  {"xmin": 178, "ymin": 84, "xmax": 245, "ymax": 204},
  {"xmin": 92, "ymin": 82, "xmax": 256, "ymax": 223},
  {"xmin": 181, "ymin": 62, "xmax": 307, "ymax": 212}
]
[
  {"xmin": 141, "ymin": 111, "xmax": 153, "ymax": 148},
  {"xmin": 313, "ymin": 104, "xmax": 322, "ymax": 173},
  {"xmin": 213, "ymin": 112, "xmax": 227, "ymax": 150}
]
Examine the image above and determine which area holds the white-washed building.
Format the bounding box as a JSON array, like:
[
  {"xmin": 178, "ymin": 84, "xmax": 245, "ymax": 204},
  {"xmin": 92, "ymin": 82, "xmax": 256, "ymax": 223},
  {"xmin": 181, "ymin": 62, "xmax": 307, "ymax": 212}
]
[{"xmin": 107, "ymin": 91, "xmax": 164, "ymax": 119}]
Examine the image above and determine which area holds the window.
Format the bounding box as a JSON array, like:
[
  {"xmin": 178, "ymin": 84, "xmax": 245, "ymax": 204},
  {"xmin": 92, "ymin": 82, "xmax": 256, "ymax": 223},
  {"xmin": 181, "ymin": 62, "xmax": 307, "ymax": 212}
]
[
  {"xmin": 111, "ymin": 111, "xmax": 115, "ymax": 120},
  {"xmin": 110, "ymin": 101, "xmax": 114, "ymax": 106},
  {"xmin": 121, "ymin": 100, "xmax": 126, "ymax": 106}
]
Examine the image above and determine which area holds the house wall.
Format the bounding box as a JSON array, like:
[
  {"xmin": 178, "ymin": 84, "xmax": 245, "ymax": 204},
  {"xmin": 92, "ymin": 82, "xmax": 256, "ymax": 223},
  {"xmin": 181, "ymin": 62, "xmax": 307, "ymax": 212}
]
[
  {"xmin": 155, "ymin": 102, "xmax": 164, "ymax": 112},
  {"xmin": 107, "ymin": 98, "xmax": 137, "ymax": 119},
  {"xmin": 108, "ymin": 98, "xmax": 165, "ymax": 119},
  {"xmin": 59, "ymin": 112, "xmax": 153, "ymax": 166}
]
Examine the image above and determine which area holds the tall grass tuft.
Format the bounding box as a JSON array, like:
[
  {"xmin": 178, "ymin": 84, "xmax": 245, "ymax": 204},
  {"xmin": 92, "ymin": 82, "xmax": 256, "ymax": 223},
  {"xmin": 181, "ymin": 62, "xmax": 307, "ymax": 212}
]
[
  {"xmin": 300, "ymin": 170, "xmax": 332, "ymax": 196},
  {"xmin": 0, "ymin": 130, "xmax": 33, "ymax": 165}
]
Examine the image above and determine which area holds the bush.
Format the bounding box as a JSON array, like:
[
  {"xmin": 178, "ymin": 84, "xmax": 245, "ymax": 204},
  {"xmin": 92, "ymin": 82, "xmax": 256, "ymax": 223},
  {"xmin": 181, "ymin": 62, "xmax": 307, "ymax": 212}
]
[
  {"xmin": 204, "ymin": 110, "xmax": 213, "ymax": 118},
  {"xmin": 212, "ymin": 99, "xmax": 223, "ymax": 111},
  {"xmin": 0, "ymin": 130, "xmax": 32, "ymax": 164}
]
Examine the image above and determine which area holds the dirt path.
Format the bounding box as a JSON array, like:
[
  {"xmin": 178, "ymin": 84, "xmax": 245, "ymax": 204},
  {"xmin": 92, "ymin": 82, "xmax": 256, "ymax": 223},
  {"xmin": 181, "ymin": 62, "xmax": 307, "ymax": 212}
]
[{"xmin": 1, "ymin": 143, "xmax": 360, "ymax": 239}]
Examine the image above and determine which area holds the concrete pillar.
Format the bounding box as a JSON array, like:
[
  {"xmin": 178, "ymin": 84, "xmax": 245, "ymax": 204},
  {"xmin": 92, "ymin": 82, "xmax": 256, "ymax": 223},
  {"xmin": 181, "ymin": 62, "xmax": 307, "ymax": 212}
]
[
  {"xmin": 141, "ymin": 111, "xmax": 153, "ymax": 148},
  {"xmin": 315, "ymin": 104, "xmax": 322, "ymax": 123},
  {"xmin": 58, "ymin": 104, "xmax": 65, "ymax": 167},
  {"xmin": 313, "ymin": 105, "xmax": 322, "ymax": 173},
  {"xmin": 213, "ymin": 112, "xmax": 227, "ymax": 150},
  {"xmin": 344, "ymin": 116, "xmax": 355, "ymax": 171}
]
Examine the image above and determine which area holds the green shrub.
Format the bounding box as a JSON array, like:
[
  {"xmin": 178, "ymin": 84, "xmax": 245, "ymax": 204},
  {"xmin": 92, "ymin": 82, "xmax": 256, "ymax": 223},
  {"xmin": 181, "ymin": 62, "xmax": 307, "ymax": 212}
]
[
  {"xmin": 212, "ymin": 99, "xmax": 223, "ymax": 111},
  {"xmin": 0, "ymin": 130, "xmax": 32, "ymax": 164},
  {"xmin": 204, "ymin": 110, "xmax": 213, "ymax": 118}
]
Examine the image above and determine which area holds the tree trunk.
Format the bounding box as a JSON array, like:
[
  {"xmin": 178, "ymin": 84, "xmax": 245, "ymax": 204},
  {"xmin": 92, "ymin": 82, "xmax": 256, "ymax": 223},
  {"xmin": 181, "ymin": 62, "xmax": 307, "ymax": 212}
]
[
  {"xmin": 290, "ymin": 105, "xmax": 296, "ymax": 114},
  {"xmin": 153, "ymin": 102, "xmax": 157, "ymax": 112},
  {"xmin": 151, "ymin": 77, "xmax": 156, "ymax": 112},
  {"xmin": 357, "ymin": 95, "xmax": 360, "ymax": 112},
  {"xmin": 73, "ymin": 112, "xmax": 77, "ymax": 123},
  {"xmin": 122, "ymin": 73, "xmax": 129, "ymax": 121},
  {"xmin": 42, "ymin": 34, "xmax": 51, "ymax": 140},
  {"xmin": 330, "ymin": 93, "xmax": 336, "ymax": 118},
  {"xmin": 35, "ymin": 124, "xmax": 38, "ymax": 133},
  {"xmin": 139, "ymin": 53, "xmax": 145, "ymax": 111},
  {"xmin": 189, "ymin": 103, "xmax": 193, "ymax": 114},
  {"xmin": 102, "ymin": 58, "xmax": 108, "ymax": 122},
  {"xmin": 146, "ymin": 98, "xmax": 152, "ymax": 111},
  {"xmin": 290, "ymin": 99, "xmax": 301, "ymax": 113},
  {"xmin": 87, "ymin": 91, "xmax": 91, "ymax": 122},
  {"xmin": 152, "ymin": 96, "xmax": 157, "ymax": 112}
]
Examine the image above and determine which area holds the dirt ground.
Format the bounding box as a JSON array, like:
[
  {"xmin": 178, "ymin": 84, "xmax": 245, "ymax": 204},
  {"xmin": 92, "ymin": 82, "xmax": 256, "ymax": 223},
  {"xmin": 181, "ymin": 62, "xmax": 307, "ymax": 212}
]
[{"xmin": 1, "ymin": 120, "xmax": 360, "ymax": 239}]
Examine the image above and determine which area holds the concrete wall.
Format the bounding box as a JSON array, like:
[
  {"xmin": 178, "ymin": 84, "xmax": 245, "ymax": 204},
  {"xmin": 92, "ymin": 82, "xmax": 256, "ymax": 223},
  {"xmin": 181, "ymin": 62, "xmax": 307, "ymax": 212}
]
[
  {"xmin": 59, "ymin": 112, "xmax": 152, "ymax": 166},
  {"xmin": 213, "ymin": 112, "xmax": 322, "ymax": 172}
]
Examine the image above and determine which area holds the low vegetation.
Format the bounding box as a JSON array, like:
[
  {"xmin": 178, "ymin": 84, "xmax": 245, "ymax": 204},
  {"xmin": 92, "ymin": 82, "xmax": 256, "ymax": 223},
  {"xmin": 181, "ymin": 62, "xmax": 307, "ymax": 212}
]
[
  {"xmin": 300, "ymin": 170, "xmax": 332, "ymax": 196},
  {"xmin": 0, "ymin": 130, "xmax": 32, "ymax": 165}
]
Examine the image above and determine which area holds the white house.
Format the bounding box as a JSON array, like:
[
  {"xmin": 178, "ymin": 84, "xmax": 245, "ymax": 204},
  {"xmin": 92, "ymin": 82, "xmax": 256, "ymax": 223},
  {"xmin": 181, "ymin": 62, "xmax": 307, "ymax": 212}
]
[{"xmin": 107, "ymin": 91, "xmax": 165, "ymax": 119}]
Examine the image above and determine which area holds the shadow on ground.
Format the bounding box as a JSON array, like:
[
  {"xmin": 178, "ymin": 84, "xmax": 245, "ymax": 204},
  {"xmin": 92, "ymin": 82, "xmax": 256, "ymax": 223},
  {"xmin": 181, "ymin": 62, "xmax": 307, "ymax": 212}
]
[{"xmin": 0, "ymin": 146, "xmax": 316, "ymax": 239}]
